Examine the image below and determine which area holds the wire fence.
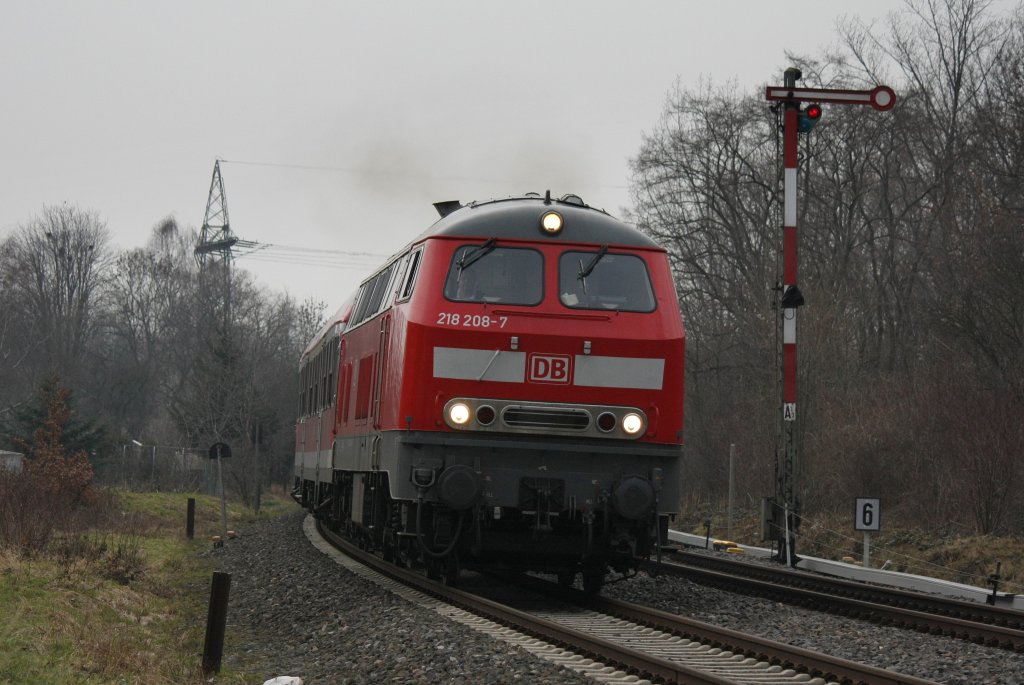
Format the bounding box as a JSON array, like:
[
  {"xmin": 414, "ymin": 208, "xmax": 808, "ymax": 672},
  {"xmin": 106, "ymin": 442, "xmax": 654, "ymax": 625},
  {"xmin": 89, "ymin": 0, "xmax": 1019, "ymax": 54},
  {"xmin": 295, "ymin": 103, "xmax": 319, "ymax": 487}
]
[{"xmin": 92, "ymin": 444, "xmax": 218, "ymax": 493}]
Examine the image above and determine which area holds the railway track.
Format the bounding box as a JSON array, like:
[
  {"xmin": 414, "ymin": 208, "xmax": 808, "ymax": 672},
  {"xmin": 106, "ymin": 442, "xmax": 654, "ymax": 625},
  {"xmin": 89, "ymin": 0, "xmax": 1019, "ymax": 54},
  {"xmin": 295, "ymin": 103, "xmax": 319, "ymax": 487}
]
[
  {"xmin": 309, "ymin": 517, "xmax": 937, "ymax": 685},
  {"xmin": 648, "ymin": 550, "xmax": 1024, "ymax": 652}
]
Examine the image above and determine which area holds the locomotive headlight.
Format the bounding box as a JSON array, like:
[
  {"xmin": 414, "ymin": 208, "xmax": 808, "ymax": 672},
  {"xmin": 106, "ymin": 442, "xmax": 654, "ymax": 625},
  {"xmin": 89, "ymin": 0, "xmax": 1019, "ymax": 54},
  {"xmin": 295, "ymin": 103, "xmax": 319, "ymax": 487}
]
[
  {"xmin": 476, "ymin": 404, "xmax": 496, "ymax": 426},
  {"xmin": 540, "ymin": 211, "xmax": 563, "ymax": 235},
  {"xmin": 621, "ymin": 412, "xmax": 645, "ymax": 435},
  {"xmin": 448, "ymin": 402, "xmax": 472, "ymax": 426}
]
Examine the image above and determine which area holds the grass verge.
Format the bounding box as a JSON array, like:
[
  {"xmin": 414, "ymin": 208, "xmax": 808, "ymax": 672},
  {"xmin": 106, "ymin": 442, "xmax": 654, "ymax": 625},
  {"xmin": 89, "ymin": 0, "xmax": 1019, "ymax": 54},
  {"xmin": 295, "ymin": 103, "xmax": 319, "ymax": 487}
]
[
  {"xmin": 0, "ymin": 488, "xmax": 298, "ymax": 685},
  {"xmin": 680, "ymin": 505, "xmax": 1023, "ymax": 595}
]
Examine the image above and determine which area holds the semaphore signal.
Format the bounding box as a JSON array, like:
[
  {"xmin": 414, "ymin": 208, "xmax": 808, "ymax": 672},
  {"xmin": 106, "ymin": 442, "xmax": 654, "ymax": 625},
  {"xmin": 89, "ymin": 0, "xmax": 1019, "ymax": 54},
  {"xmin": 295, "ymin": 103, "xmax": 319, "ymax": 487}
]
[
  {"xmin": 765, "ymin": 84, "xmax": 896, "ymax": 110},
  {"xmin": 763, "ymin": 68, "xmax": 896, "ymax": 567}
]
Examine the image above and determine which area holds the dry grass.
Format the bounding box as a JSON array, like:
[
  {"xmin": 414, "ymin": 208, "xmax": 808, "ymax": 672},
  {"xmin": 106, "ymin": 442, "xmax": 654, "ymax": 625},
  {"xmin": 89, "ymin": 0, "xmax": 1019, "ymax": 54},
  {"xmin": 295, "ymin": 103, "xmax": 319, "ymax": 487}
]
[
  {"xmin": 0, "ymin": 488, "xmax": 297, "ymax": 684},
  {"xmin": 682, "ymin": 505, "xmax": 1024, "ymax": 595}
]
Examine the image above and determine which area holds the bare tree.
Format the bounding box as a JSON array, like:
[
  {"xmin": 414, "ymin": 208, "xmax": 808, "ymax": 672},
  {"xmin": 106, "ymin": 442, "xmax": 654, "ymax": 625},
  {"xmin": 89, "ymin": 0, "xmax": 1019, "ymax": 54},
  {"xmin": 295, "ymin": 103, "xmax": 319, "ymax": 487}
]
[
  {"xmin": 0, "ymin": 265, "xmax": 31, "ymax": 410},
  {"xmin": 630, "ymin": 79, "xmax": 780, "ymax": 503},
  {"xmin": 630, "ymin": 0, "xmax": 1024, "ymax": 534},
  {"xmin": 0, "ymin": 205, "xmax": 111, "ymax": 391}
]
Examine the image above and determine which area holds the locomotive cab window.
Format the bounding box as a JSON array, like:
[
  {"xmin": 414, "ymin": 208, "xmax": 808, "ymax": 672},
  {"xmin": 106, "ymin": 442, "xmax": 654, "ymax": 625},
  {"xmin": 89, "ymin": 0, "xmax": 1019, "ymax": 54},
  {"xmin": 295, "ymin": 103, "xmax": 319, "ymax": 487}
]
[
  {"xmin": 443, "ymin": 244, "xmax": 543, "ymax": 305},
  {"xmin": 559, "ymin": 250, "xmax": 656, "ymax": 312}
]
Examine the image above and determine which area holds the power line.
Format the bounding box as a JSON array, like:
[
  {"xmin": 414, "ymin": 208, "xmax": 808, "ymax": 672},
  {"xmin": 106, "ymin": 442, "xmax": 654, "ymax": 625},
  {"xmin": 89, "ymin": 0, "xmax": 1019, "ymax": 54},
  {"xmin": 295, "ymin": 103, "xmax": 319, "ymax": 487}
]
[
  {"xmin": 235, "ymin": 240, "xmax": 388, "ymax": 260},
  {"xmin": 233, "ymin": 240, "xmax": 389, "ymax": 270},
  {"xmin": 238, "ymin": 254, "xmax": 383, "ymax": 269}
]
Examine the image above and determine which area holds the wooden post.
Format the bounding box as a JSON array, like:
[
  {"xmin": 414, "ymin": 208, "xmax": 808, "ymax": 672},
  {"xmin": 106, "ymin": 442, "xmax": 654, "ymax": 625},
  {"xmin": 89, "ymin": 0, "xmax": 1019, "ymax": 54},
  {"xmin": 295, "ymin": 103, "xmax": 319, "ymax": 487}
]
[
  {"xmin": 201, "ymin": 571, "xmax": 231, "ymax": 674},
  {"xmin": 186, "ymin": 497, "xmax": 196, "ymax": 540}
]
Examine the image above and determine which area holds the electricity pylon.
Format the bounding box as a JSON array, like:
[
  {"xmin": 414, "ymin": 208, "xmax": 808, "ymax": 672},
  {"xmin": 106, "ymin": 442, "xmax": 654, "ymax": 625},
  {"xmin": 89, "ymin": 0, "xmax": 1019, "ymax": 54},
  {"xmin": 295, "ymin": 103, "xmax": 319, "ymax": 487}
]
[{"xmin": 195, "ymin": 160, "xmax": 237, "ymax": 267}]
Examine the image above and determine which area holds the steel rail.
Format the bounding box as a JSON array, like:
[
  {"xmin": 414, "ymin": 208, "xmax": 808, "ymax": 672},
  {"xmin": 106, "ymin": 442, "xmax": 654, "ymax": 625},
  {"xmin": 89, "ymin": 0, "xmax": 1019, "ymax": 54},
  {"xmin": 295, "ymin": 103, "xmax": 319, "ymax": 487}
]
[
  {"xmin": 316, "ymin": 522, "xmax": 734, "ymax": 684},
  {"xmin": 315, "ymin": 520, "xmax": 937, "ymax": 685},
  {"xmin": 509, "ymin": 573, "xmax": 939, "ymax": 685},
  {"xmin": 650, "ymin": 553, "xmax": 1024, "ymax": 651},
  {"xmin": 671, "ymin": 551, "xmax": 1023, "ymax": 628}
]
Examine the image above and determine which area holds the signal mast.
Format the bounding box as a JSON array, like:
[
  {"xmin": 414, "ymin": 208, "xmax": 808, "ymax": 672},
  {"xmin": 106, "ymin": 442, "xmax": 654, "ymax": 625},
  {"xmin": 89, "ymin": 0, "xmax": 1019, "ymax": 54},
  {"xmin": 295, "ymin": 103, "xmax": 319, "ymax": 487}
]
[{"xmin": 764, "ymin": 68, "xmax": 896, "ymax": 564}]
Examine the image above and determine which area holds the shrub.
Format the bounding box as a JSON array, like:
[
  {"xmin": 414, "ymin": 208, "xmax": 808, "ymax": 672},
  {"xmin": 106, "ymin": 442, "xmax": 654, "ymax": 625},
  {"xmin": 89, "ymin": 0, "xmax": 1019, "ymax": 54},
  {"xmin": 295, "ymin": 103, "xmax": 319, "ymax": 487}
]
[{"xmin": 0, "ymin": 378, "xmax": 97, "ymax": 555}]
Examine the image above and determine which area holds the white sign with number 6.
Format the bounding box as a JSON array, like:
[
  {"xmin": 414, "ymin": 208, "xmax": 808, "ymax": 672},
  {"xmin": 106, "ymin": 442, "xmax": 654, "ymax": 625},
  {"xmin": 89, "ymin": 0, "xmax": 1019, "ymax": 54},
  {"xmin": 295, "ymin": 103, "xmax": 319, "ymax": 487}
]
[{"xmin": 855, "ymin": 498, "xmax": 881, "ymax": 531}]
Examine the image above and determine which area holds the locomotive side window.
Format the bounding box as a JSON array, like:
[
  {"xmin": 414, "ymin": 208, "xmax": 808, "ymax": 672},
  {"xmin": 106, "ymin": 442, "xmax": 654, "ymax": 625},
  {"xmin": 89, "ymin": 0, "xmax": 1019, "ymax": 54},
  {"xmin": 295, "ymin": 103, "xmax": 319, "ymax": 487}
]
[
  {"xmin": 366, "ymin": 262, "xmax": 396, "ymax": 316},
  {"xmin": 558, "ymin": 251, "xmax": 656, "ymax": 312},
  {"xmin": 318, "ymin": 347, "xmax": 324, "ymax": 409},
  {"xmin": 443, "ymin": 245, "xmax": 543, "ymax": 305},
  {"xmin": 299, "ymin": 335, "xmax": 341, "ymax": 414},
  {"xmin": 317, "ymin": 344, "xmax": 325, "ymax": 409},
  {"xmin": 312, "ymin": 351, "xmax": 318, "ymax": 412},
  {"xmin": 329, "ymin": 337, "xmax": 338, "ymax": 405},
  {"xmin": 397, "ymin": 247, "xmax": 423, "ymax": 302},
  {"xmin": 382, "ymin": 262, "xmax": 404, "ymax": 313},
  {"xmin": 350, "ymin": 282, "xmax": 374, "ymax": 325},
  {"xmin": 349, "ymin": 262, "xmax": 400, "ymax": 328},
  {"xmin": 389, "ymin": 254, "xmax": 411, "ymax": 305}
]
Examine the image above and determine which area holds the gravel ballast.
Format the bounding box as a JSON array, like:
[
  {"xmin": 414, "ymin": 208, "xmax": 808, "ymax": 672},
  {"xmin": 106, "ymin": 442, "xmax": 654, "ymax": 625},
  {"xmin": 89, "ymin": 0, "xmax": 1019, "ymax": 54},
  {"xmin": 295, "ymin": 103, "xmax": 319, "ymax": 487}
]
[
  {"xmin": 209, "ymin": 511, "xmax": 591, "ymax": 684},
  {"xmin": 210, "ymin": 511, "xmax": 1022, "ymax": 684},
  {"xmin": 603, "ymin": 560, "xmax": 1024, "ymax": 685}
]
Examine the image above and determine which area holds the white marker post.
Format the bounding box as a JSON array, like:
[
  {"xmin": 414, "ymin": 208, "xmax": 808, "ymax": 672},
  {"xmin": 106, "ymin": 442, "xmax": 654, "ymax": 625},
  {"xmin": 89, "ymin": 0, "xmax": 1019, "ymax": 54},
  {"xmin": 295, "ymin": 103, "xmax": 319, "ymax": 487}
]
[{"xmin": 854, "ymin": 497, "xmax": 881, "ymax": 568}]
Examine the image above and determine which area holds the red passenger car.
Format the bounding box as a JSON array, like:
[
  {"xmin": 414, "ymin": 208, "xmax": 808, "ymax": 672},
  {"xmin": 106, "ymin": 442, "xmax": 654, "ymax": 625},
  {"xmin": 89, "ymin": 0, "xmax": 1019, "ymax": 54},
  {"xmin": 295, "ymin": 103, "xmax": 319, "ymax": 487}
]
[{"xmin": 294, "ymin": 192, "xmax": 684, "ymax": 591}]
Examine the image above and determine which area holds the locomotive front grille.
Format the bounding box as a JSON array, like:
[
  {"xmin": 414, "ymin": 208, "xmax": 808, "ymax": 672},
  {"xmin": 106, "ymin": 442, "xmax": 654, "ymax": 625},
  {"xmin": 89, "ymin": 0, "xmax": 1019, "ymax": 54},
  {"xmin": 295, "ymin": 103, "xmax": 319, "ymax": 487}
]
[
  {"xmin": 502, "ymin": 406, "xmax": 590, "ymax": 430},
  {"xmin": 442, "ymin": 397, "xmax": 648, "ymax": 440}
]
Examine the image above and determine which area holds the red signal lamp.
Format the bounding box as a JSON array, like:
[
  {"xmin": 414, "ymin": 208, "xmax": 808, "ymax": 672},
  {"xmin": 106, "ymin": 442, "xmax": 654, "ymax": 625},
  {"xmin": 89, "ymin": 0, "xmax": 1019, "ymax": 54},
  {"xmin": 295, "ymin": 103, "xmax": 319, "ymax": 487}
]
[{"xmin": 798, "ymin": 103, "xmax": 823, "ymax": 133}]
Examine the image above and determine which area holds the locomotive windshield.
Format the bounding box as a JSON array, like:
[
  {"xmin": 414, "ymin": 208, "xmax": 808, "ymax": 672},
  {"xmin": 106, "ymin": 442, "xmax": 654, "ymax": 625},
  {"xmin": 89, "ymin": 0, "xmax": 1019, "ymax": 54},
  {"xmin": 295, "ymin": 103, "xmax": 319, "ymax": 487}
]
[
  {"xmin": 443, "ymin": 244, "xmax": 543, "ymax": 305},
  {"xmin": 559, "ymin": 251, "xmax": 656, "ymax": 312}
]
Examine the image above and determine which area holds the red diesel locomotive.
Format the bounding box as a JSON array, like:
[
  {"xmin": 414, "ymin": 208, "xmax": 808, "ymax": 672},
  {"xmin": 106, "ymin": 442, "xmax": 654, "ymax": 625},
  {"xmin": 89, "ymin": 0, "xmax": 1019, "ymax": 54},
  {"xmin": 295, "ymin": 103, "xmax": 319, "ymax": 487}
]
[{"xmin": 294, "ymin": 192, "xmax": 684, "ymax": 591}]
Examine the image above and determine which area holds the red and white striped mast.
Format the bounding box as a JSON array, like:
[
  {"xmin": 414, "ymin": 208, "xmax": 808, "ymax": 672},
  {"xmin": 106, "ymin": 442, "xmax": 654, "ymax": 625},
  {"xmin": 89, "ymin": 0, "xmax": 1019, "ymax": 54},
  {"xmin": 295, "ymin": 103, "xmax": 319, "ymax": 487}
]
[{"xmin": 765, "ymin": 68, "xmax": 895, "ymax": 565}]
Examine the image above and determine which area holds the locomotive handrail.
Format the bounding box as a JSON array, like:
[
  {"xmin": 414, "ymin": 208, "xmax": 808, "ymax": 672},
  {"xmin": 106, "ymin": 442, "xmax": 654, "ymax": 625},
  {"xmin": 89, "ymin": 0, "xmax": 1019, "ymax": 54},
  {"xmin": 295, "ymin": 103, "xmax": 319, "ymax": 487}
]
[
  {"xmin": 396, "ymin": 430, "xmax": 684, "ymax": 456},
  {"xmin": 489, "ymin": 308, "xmax": 612, "ymax": 321}
]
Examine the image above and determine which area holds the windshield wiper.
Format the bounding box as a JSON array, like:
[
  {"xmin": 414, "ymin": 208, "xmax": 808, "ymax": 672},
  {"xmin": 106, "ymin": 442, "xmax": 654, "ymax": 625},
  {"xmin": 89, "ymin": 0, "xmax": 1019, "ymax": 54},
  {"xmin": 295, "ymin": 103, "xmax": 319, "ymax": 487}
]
[
  {"xmin": 458, "ymin": 238, "xmax": 497, "ymax": 278},
  {"xmin": 577, "ymin": 244, "xmax": 608, "ymax": 293}
]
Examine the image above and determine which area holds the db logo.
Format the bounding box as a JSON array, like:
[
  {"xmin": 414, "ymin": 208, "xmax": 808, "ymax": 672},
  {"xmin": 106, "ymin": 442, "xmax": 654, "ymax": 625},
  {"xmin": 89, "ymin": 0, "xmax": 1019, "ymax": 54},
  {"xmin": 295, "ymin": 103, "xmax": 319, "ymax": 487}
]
[{"xmin": 528, "ymin": 354, "xmax": 572, "ymax": 384}]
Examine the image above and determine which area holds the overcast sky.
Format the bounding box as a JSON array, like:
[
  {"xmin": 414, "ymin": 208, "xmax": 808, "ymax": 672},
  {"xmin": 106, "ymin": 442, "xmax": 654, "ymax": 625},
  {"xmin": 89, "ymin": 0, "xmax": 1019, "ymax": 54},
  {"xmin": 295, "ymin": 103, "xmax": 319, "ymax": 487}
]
[{"xmin": 2, "ymin": 1, "xmax": 920, "ymax": 305}]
